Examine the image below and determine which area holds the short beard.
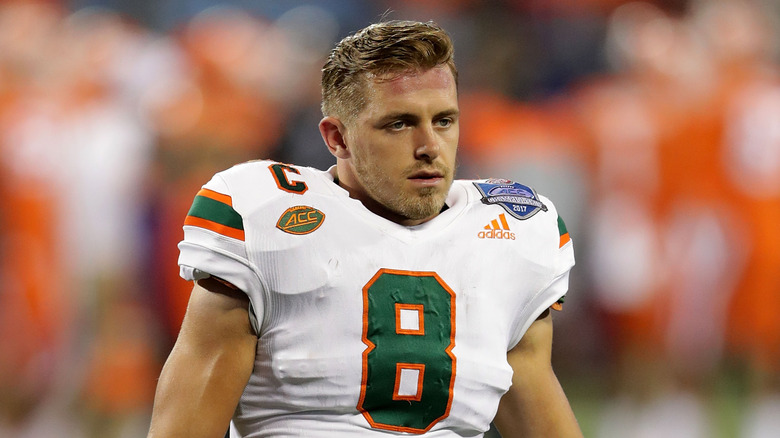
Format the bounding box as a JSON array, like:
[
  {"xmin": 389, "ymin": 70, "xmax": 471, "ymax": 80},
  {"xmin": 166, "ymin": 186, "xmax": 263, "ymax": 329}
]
[
  {"xmin": 392, "ymin": 186, "xmax": 445, "ymax": 220},
  {"xmin": 354, "ymin": 156, "xmax": 451, "ymax": 221}
]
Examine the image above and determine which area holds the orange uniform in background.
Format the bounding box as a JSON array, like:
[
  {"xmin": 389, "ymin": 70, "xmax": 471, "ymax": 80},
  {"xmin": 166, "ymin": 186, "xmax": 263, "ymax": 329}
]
[
  {"xmin": 0, "ymin": 106, "xmax": 71, "ymax": 425},
  {"xmin": 688, "ymin": 0, "xmax": 780, "ymax": 377},
  {"xmin": 568, "ymin": 71, "xmax": 673, "ymax": 361},
  {"xmin": 717, "ymin": 68, "xmax": 780, "ymax": 374}
]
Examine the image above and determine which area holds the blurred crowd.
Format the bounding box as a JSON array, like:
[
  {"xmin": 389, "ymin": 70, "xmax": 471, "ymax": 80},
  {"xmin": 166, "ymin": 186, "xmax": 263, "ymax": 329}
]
[{"xmin": 0, "ymin": 0, "xmax": 778, "ymax": 437}]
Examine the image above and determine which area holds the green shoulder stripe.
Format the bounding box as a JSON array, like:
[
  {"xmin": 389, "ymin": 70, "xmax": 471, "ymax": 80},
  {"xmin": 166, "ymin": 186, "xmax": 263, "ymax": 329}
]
[
  {"xmin": 557, "ymin": 215, "xmax": 568, "ymax": 236},
  {"xmin": 187, "ymin": 195, "xmax": 244, "ymax": 230}
]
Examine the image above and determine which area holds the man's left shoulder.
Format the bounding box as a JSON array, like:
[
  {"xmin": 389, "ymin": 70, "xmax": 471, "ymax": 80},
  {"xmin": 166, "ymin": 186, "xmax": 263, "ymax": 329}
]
[
  {"xmin": 455, "ymin": 177, "xmax": 555, "ymax": 221},
  {"xmin": 454, "ymin": 177, "xmax": 572, "ymax": 251}
]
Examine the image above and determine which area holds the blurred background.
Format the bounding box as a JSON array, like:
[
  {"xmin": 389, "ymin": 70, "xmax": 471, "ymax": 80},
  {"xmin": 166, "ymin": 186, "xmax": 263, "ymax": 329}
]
[{"xmin": 1, "ymin": 0, "xmax": 779, "ymax": 436}]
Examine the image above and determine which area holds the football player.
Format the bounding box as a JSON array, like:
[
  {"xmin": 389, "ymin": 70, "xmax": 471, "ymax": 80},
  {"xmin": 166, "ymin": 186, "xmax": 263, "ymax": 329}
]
[{"xmin": 148, "ymin": 20, "xmax": 581, "ymax": 438}]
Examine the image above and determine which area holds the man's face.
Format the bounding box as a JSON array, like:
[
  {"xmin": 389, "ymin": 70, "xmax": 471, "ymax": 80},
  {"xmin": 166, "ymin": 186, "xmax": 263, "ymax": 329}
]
[{"xmin": 341, "ymin": 66, "xmax": 459, "ymax": 225}]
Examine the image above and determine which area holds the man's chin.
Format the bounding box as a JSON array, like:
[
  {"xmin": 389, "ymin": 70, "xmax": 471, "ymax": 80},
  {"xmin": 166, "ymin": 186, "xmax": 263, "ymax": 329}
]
[{"xmin": 401, "ymin": 194, "xmax": 448, "ymax": 220}]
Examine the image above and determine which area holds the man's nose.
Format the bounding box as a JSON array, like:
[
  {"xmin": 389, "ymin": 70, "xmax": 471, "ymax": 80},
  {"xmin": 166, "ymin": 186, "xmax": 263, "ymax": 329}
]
[{"xmin": 414, "ymin": 125, "xmax": 440, "ymax": 161}]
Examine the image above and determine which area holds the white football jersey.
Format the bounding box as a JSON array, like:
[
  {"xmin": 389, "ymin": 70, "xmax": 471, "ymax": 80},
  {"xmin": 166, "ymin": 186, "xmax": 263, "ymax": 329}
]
[{"xmin": 178, "ymin": 160, "xmax": 575, "ymax": 437}]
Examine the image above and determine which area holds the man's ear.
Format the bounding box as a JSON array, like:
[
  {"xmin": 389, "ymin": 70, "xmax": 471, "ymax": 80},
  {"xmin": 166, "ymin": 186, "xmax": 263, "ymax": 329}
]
[{"xmin": 319, "ymin": 117, "xmax": 350, "ymax": 159}]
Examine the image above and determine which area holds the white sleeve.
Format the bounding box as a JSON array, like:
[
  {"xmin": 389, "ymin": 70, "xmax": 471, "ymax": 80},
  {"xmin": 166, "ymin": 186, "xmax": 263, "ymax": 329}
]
[
  {"xmin": 508, "ymin": 197, "xmax": 575, "ymax": 349},
  {"xmin": 177, "ymin": 173, "xmax": 264, "ymax": 333}
]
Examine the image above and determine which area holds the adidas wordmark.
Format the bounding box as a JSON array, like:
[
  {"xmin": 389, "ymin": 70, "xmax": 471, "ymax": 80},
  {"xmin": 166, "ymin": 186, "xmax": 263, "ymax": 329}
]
[{"xmin": 477, "ymin": 213, "xmax": 516, "ymax": 240}]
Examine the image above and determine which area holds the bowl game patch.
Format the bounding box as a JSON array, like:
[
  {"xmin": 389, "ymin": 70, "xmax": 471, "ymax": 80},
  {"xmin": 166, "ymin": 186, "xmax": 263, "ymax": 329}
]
[{"xmin": 473, "ymin": 179, "xmax": 548, "ymax": 220}]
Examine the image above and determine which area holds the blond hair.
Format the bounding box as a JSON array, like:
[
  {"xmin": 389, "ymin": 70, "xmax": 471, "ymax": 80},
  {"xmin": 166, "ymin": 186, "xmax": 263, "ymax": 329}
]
[{"xmin": 321, "ymin": 20, "xmax": 457, "ymax": 122}]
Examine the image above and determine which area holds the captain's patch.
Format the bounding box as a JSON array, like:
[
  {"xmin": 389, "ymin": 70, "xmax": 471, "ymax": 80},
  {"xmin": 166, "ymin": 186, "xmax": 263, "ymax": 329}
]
[{"xmin": 474, "ymin": 179, "xmax": 548, "ymax": 220}]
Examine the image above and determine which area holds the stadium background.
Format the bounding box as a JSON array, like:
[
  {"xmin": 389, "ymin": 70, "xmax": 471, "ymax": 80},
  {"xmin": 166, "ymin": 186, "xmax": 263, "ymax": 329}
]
[{"xmin": 1, "ymin": 0, "xmax": 779, "ymax": 436}]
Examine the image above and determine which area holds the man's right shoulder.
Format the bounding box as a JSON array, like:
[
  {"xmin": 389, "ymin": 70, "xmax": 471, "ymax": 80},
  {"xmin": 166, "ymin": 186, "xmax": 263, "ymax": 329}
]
[
  {"xmin": 206, "ymin": 160, "xmax": 329, "ymax": 208},
  {"xmin": 180, "ymin": 158, "xmax": 330, "ymax": 250}
]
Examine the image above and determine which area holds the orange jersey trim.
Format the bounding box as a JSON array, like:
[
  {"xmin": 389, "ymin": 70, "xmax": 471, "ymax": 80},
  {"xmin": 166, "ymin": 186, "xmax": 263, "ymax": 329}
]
[
  {"xmin": 183, "ymin": 215, "xmax": 245, "ymax": 241},
  {"xmin": 559, "ymin": 232, "xmax": 571, "ymax": 248},
  {"xmin": 197, "ymin": 188, "xmax": 234, "ymax": 206}
]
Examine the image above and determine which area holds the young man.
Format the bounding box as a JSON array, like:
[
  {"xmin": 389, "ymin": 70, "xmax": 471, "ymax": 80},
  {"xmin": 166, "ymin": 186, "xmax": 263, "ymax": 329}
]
[{"xmin": 148, "ymin": 20, "xmax": 582, "ymax": 437}]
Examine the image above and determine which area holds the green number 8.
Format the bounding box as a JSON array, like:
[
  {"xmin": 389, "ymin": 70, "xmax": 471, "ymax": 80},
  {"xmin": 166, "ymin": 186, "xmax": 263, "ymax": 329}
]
[{"xmin": 357, "ymin": 269, "xmax": 457, "ymax": 433}]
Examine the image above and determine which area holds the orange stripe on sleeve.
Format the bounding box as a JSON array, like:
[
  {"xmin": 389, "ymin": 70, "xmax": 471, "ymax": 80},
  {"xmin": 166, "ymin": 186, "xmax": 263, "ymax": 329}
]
[
  {"xmin": 559, "ymin": 232, "xmax": 571, "ymax": 248},
  {"xmin": 184, "ymin": 215, "xmax": 245, "ymax": 241},
  {"xmin": 197, "ymin": 188, "xmax": 234, "ymax": 206}
]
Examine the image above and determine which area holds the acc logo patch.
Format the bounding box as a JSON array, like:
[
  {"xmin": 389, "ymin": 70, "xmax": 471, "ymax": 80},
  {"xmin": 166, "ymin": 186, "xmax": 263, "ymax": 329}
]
[
  {"xmin": 276, "ymin": 206, "xmax": 325, "ymax": 235},
  {"xmin": 473, "ymin": 179, "xmax": 548, "ymax": 220}
]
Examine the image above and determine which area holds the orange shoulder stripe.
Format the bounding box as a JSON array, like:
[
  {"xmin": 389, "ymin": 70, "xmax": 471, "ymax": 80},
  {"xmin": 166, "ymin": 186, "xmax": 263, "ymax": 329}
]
[
  {"xmin": 197, "ymin": 188, "xmax": 234, "ymax": 206},
  {"xmin": 559, "ymin": 232, "xmax": 571, "ymax": 248},
  {"xmin": 184, "ymin": 215, "xmax": 245, "ymax": 241}
]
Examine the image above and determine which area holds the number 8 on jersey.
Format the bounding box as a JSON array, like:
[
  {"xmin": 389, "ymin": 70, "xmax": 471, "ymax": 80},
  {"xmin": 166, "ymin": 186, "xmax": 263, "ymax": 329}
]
[{"xmin": 358, "ymin": 269, "xmax": 457, "ymax": 434}]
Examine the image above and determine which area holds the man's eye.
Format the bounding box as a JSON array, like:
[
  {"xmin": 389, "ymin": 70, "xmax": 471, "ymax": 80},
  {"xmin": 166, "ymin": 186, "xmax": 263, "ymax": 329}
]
[
  {"xmin": 437, "ymin": 118, "xmax": 452, "ymax": 127},
  {"xmin": 388, "ymin": 121, "xmax": 406, "ymax": 130}
]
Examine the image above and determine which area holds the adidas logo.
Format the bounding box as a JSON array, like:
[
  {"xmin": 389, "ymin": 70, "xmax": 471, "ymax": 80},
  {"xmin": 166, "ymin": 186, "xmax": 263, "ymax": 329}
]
[{"xmin": 477, "ymin": 213, "xmax": 516, "ymax": 240}]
